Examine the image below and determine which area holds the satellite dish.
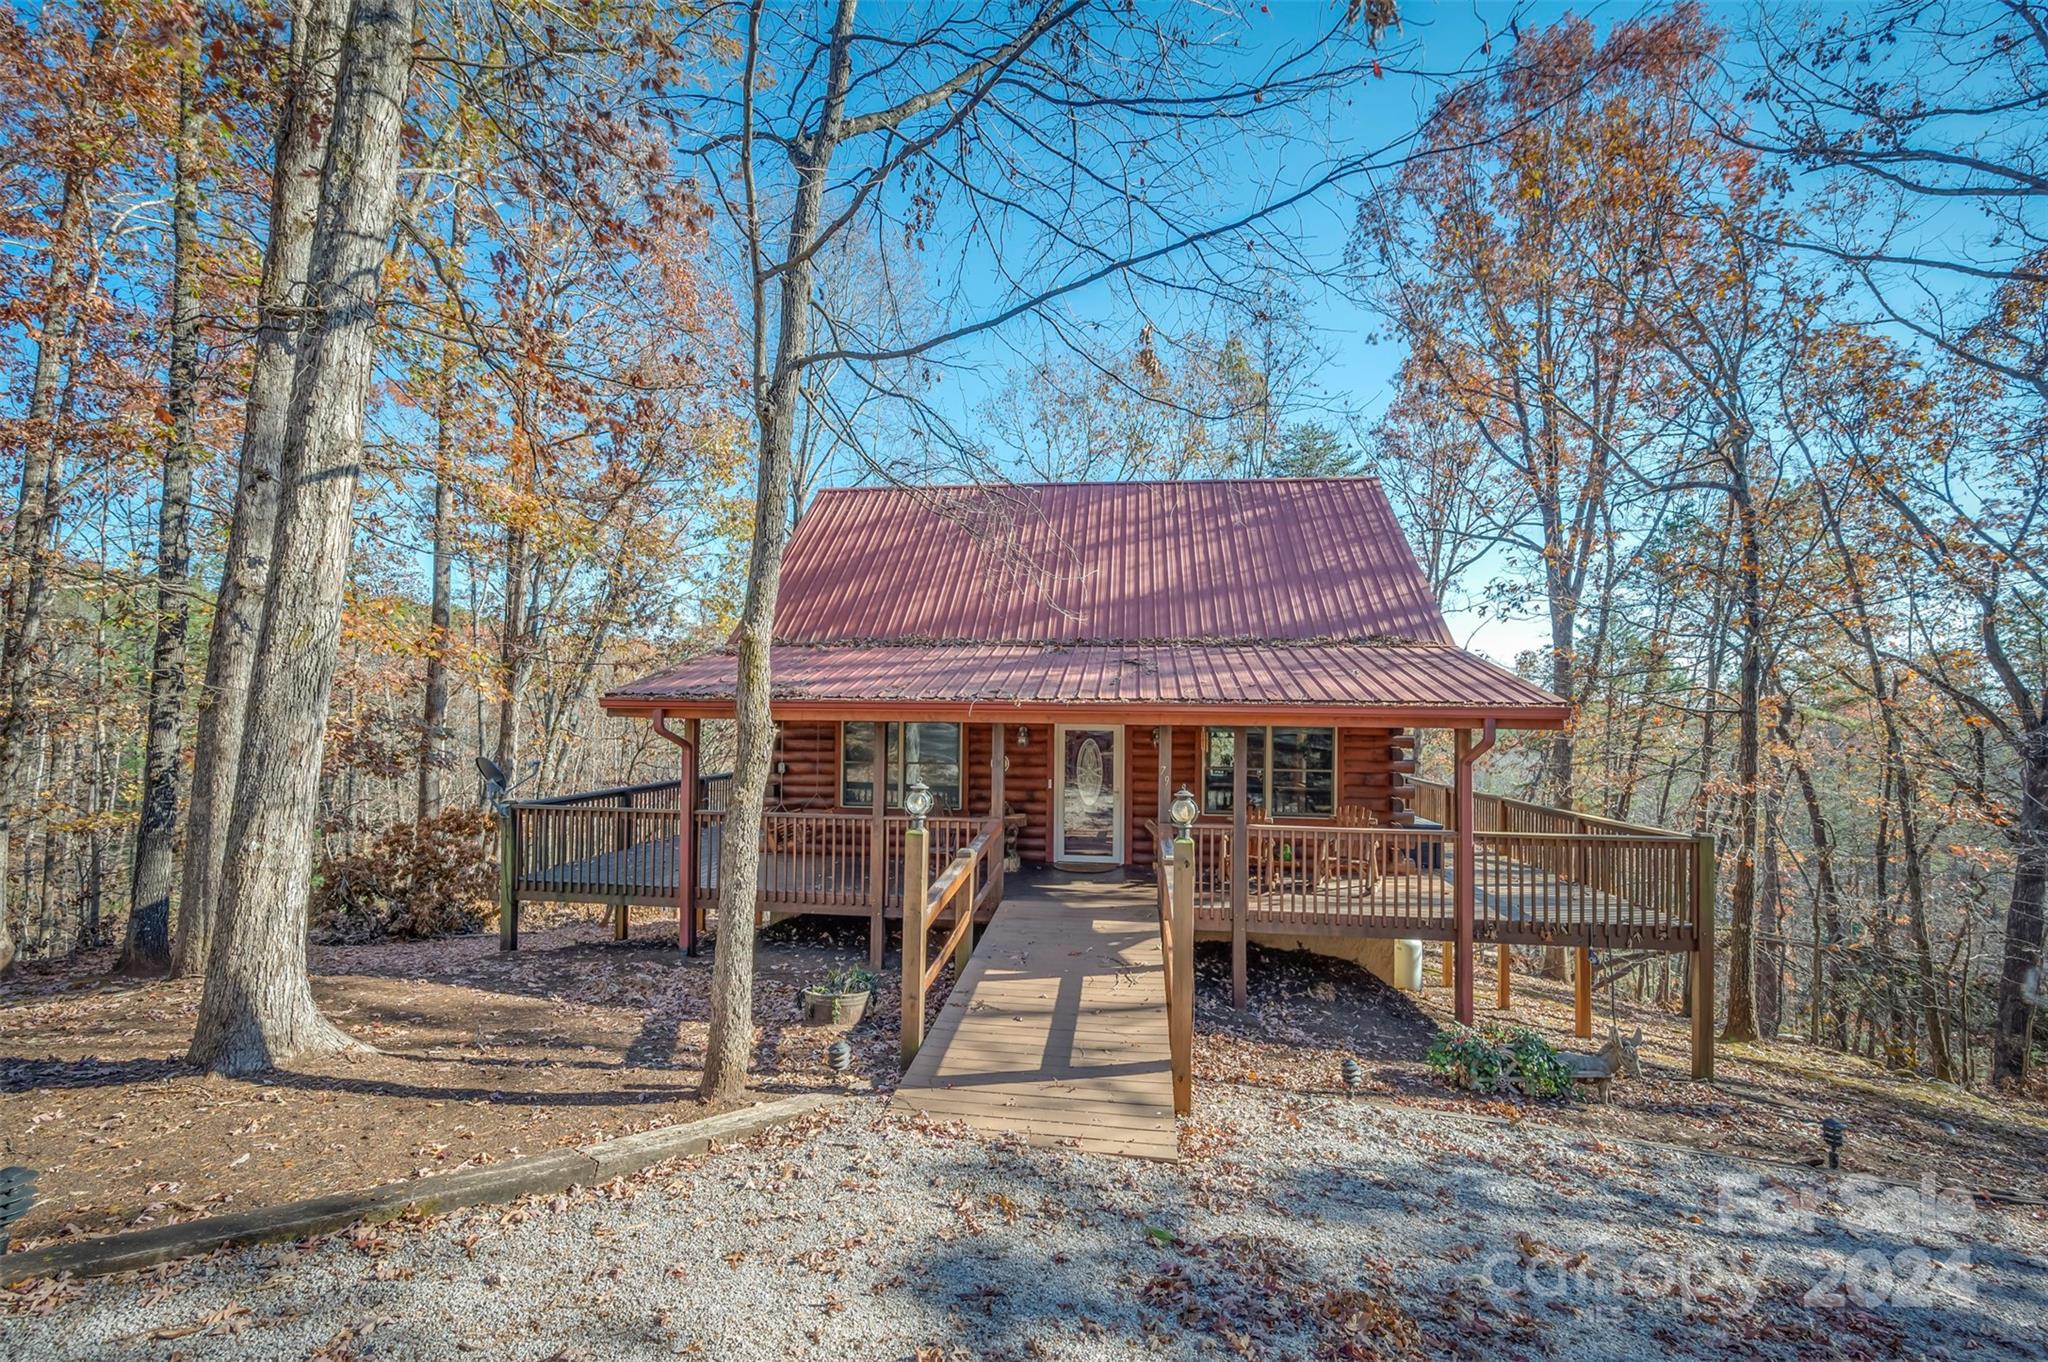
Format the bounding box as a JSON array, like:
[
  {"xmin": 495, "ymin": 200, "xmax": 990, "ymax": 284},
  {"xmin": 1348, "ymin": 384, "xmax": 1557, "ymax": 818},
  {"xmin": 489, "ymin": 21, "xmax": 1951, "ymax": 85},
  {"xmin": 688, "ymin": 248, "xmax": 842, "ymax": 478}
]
[{"xmin": 475, "ymin": 757, "xmax": 509, "ymax": 789}]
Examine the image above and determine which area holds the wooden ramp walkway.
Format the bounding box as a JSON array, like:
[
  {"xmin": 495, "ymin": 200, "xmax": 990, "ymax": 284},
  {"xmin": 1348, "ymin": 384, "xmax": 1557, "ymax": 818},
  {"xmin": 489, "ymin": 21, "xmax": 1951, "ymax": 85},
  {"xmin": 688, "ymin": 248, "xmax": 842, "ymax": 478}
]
[{"xmin": 893, "ymin": 874, "xmax": 1177, "ymax": 1161}]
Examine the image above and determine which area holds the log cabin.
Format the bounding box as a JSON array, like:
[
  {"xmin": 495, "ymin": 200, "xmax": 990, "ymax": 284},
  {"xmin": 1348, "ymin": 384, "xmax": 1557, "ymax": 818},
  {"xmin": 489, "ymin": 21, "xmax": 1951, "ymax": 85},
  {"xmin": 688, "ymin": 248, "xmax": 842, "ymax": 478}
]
[{"xmin": 505, "ymin": 478, "xmax": 1714, "ymax": 1079}]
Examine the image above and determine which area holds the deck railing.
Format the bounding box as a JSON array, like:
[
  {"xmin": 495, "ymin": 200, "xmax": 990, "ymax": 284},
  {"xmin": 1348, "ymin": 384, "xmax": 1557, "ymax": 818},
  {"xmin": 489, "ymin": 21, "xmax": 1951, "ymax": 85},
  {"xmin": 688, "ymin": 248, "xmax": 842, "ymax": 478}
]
[
  {"xmin": 504, "ymin": 782, "xmax": 1016, "ymax": 959},
  {"xmin": 1166, "ymin": 811, "xmax": 1697, "ymax": 947},
  {"xmin": 507, "ymin": 775, "xmax": 1701, "ymax": 952},
  {"xmin": 509, "ymin": 780, "xmax": 686, "ymax": 908},
  {"xmin": 509, "ymin": 777, "xmax": 991, "ymax": 915},
  {"xmin": 673, "ymin": 810, "xmax": 987, "ymax": 912}
]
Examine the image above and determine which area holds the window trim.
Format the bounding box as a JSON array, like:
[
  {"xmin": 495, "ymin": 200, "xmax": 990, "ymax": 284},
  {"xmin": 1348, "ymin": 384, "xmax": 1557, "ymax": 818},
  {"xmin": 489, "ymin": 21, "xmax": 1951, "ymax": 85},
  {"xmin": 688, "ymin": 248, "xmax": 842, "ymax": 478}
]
[{"xmin": 1201, "ymin": 725, "xmax": 1338, "ymax": 820}]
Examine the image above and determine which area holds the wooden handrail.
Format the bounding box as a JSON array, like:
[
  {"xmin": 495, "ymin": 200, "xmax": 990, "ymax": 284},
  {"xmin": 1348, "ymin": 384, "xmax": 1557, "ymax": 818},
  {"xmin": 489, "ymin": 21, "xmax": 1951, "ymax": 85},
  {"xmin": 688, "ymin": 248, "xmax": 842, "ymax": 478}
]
[
  {"xmin": 1409, "ymin": 777, "xmax": 1680, "ymax": 839},
  {"xmin": 921, "ymin": 820, "xmax": 996, "ymax": 994},
  {"xmin": 902, "ymin": 815, "xmax": 1003, "ymax": 1067},
  {"xmin": 512, "ymin": 772, "xmax": 732, "ymax": 812},
  {"xmin": 512, "ymin": 779, "xmax": 683, "ymax": 809}
]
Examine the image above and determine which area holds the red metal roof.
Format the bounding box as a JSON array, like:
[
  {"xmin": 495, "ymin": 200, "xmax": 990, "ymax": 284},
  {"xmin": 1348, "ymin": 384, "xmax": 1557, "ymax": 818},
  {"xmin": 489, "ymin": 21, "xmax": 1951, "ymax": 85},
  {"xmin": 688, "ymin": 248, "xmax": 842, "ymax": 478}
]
[
  {"xmin": 605, "ymin": 479, "xmax": 1568, "ymax": 724},
  {"xmin": 770, "ymin": 479, "xmax": 1454, "ymax": 645},
  {"xmin": 606, "ymin": 643, "xmax": 1567, "ymax": 725}
]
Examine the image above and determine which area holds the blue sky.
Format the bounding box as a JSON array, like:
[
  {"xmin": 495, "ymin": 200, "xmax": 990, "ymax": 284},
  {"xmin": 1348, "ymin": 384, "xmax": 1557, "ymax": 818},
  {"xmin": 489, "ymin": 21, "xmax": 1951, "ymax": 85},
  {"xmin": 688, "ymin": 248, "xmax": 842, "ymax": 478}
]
[{"xmin": 897, "ymin": 0, "xmax": 1606, "ymax": 664}]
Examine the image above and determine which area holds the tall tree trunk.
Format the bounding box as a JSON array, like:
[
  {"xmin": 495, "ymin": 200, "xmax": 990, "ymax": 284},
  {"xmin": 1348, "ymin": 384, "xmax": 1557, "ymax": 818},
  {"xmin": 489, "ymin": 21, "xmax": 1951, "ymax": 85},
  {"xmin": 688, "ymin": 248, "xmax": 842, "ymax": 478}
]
[
  {"xmin": 1721, "ymin": 437, "xmax": 1764, "ymax": 1044},
  {"xmin": 702, "ymin": 0, "xmax": 855, "ymax": 1103},
  {"xmin": 494, "ymin": 521, "xmax": 528, "ymax": 782},
  {"xmin": 1816, "ymin": 478, "xmax": 1954, "ymax": 1077},
  {"xmin": 418, "ymin": 302, "xmax": 459, "ymax": 820},
  {"xmin": 1682, "ymin": 515, "xmax": 1731, "ymax": 1023},
  {"xmin": 175, "ymin": 0, "xmax": 346, "ymax": 975},
  {"xmin": 0, "ymin": 162, "xmax": 88, "ymax": 975},
  {"xmin": 1757, "ymin": 764, "xmax": 1783, "ymax": 1039},
  {"xmin": 1778, "ymin": 713, "xmax": 1846, "ymax": 1049},
  {"xmin": 1892, "ymin": 724, "xmax": 1952, "ymax": 1080},
  {"xmin": 189, "ymin": 0, "xmax": 414, "ymax": 1075},
  {"xmin": 120, "ymin": 36, "xmax": 203, "ymax": 976},
  {"xmin": 1993, "ymin": 726, "xmax": 2047, "ymax": 1085}
]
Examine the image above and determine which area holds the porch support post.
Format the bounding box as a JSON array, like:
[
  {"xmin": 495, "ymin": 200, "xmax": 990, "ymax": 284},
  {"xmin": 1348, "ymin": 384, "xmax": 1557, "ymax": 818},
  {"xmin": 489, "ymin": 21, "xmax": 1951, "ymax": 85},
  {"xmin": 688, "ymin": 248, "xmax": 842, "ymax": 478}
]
[
  {"xmin": 1496, "ymin": 943, "xmax": 1511, "ymax": 1010},
  {"xmin": 990, "ymin": 723, "xmax": 1005, "ymax": 905},
  {"xmin": 1438, "ymin": 727, "xmax": 1454, "ymax": 987},
  {"xmin": 497, "ymin": 802, "xmax": 518, "ymax": 951},
  {"xmin": 869, "ymin": 722, "xmax": 888, "ymax": 972},
  {"xmin": 901, "ymin": 823, "xmax": 929, "ymax": 1068},
  {"xmin": 1691, "ymin": 833, "xmax": 1716, "ymax": 1081},
  {"xmin": 1231, "ymin": 725, "xmax": 1249, "ymax": 1010},
  {"xmin": 1452, "ymin": 718, "xmax": 1496, "ymax": 1028},
  {"xmin": 651, "ymin": 711, "xmax": 699, "ymax": 955},
  {"xmin": 682, "ymin": 719, "xmax": 699, "ymax": 952},
  {"xmin": 1452, "ymin": 729, "xmax": 1474, "ymax": 1024},
  {"xmin": 1169, "ymin": 831, "xmax": 1195, "ymax": 1116},
  {"xmin": 1574, "ymin": 946, "xmax": 1594, "ymax": 1039}
]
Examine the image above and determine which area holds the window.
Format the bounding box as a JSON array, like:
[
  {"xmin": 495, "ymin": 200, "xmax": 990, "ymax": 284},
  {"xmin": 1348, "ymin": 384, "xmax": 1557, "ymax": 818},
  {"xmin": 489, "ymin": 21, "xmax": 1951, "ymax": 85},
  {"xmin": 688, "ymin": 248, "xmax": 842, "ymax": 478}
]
[
  {"xmin": 1204, "ymin": 728, "xmax": 1264, "ymax": 816},
  {"xmin": 1204, "ymin": 726, "xmax": 1335, "ymax": 818},
  {"xmin": 841, "ymin": 722, "xmax": 962, "ymax": 811},
  {"xmin": 1269, "ymin": 727, "xmax": 1337, "ymax": 817}
]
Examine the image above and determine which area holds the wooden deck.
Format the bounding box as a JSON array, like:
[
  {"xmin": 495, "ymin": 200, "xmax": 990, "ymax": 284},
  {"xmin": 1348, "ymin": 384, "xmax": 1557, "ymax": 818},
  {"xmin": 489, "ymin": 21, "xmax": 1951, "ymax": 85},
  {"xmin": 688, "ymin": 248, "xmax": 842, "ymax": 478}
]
[{"xmin": 893, "ymin": 873, "xmax": 1177, "ymax": 1161}]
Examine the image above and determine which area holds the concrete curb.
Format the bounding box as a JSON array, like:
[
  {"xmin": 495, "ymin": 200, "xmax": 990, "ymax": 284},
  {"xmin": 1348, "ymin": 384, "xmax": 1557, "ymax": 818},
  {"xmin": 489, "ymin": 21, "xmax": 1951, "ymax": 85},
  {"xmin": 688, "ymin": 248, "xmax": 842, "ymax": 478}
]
[{"xmin": 1, "ymin": 1092, "xmax": 840, "ymax": 1284}]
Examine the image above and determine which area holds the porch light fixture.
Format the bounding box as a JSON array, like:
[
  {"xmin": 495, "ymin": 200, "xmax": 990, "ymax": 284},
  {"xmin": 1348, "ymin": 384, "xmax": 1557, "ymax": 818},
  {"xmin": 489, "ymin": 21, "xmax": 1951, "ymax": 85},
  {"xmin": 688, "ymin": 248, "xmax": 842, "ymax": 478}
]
[
  {"xmin": 904, "ymin": 778, "xmax": 933, "ymax": 830},
  {"xmin": 1169, "ymin": 785, "xmax": 1198, "ymax": 836}
]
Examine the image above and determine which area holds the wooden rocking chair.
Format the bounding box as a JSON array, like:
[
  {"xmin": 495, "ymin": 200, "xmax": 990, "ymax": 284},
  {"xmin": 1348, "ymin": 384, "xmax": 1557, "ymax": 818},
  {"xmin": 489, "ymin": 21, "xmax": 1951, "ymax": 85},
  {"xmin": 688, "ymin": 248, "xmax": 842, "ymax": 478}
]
[{"xmin": 1331, "ymin": 805, "xmax": 1381, "ymax": 887}]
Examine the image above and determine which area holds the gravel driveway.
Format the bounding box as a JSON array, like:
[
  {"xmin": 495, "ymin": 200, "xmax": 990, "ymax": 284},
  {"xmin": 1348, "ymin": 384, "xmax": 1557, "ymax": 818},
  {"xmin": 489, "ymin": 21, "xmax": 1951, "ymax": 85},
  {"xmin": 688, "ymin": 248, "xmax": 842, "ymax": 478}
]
[{"xmin": 6, "ymin": 1086, "xmax": 2044, "ymax": 1361}]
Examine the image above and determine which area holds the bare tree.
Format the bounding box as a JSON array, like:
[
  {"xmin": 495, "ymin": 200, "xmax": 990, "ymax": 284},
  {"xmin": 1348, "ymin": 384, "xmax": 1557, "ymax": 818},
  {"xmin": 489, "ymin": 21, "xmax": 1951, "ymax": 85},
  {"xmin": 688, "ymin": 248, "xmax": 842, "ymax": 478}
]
[
  {"xmin": 0, "ymin": 25, "xmax": 107, "ymax": 974},
  {"xmin": 189, "ymin": 0, "xmax": 415, "ymax": 1073},
  {"xmin": 175, "ymin": 0, "xmax": 348, "ymax": 976},
  {"xmin": 683, "ymin": 0, "xmax": 1413, "ymax": 1099},
  {"xmin": 119, "ymin": 19, "xmax": 203, "ymax": 977},
  {"xmin": 1747, "ymin": 0, "xmax": 2047, "ymax": 1083}
]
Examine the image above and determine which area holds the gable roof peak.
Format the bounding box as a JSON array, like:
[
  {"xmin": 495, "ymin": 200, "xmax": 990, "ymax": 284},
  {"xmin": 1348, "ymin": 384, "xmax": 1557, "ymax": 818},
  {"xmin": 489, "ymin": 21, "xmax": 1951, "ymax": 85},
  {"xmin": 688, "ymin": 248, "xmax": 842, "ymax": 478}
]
[{"xmin": 773, "ymin": 477, "xmax": 1451, "ymax": 648}]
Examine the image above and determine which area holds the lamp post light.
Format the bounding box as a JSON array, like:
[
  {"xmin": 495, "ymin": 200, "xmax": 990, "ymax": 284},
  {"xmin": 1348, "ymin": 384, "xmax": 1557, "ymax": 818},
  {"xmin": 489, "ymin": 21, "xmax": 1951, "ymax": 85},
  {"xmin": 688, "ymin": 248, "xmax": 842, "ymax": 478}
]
[
  {"xmin": 1820, "ymin": 1116, "xmax": 1847, "ymax": 1169},
  {"xmin": 1169, "ymin": 785, "xmax": 1198, "ymax": 840},
  {"xmin": 904, "ymin": 778, "xmax": 933, "ymax": 832}
]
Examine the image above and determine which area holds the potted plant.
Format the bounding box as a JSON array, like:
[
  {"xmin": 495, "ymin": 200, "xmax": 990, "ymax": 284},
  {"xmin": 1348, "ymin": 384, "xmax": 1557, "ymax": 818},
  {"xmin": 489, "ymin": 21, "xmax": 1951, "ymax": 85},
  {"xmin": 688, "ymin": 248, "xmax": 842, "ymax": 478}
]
[{"xmin": 800, "ymin": 963, "xmax": 876, "ymax": 1027}]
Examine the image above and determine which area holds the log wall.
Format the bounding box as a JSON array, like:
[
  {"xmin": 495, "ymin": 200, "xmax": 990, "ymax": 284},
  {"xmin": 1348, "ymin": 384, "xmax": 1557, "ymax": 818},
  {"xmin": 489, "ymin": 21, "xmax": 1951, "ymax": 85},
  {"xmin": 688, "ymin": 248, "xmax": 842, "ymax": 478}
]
[{"xmin": 758, "ymin": 718, "xmax": 1413, "ymax": 869}]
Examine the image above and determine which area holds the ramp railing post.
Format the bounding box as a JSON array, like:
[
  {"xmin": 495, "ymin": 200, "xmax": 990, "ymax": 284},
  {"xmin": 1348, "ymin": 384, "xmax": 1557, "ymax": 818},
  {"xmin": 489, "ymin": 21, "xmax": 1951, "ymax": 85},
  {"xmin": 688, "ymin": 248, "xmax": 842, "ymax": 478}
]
[
  {"xmin": 1170, "ymin": 831, "xmax": 1195, "ymax": 1116},
  {"xmin": 901, "ymin": 824, "xmax": 929, "ymax": 1068}
]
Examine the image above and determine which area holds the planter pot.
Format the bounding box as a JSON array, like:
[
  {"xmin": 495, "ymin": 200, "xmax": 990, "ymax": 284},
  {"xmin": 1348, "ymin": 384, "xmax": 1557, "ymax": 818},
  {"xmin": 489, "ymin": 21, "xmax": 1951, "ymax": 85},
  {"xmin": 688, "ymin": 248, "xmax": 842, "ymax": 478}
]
[{"xmin": 800, "ymin": 987, "xmax": 872, "ymax": 1028}]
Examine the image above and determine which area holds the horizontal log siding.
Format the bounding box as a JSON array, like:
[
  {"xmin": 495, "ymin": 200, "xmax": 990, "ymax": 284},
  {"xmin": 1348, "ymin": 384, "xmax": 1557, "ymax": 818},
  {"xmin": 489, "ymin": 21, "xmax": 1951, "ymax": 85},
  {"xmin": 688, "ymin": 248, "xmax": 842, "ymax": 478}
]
[
  {"xmin": 1128, "ymin": 725, "xmax": 1162, "ymax": 868},
  {"xmin": 771, "ymin": 721, "xmax": 839, "ymax": 808},
  {"xmin": 1005, "ymin": 725, "xmax": 1053, "ymax": 864},
  {"xmin": 1341, "ymin": 728, "xmax": 1417, "ymax": 827}
]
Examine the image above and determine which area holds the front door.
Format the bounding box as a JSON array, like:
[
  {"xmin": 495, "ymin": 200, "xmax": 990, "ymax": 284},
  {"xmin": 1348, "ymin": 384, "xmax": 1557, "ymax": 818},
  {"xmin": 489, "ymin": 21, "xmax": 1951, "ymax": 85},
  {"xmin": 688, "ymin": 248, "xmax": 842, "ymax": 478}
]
[{"xmin": 1054, "ymin": 724, "xmax": 1123, "ymax": 864}]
